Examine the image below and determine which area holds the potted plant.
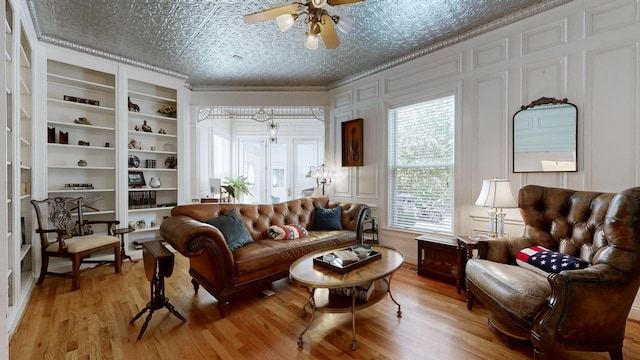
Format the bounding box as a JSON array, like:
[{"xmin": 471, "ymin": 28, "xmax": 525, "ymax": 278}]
[{"xmin": 223, "ymin": 175, "xmax": 253, "ymax": 202}]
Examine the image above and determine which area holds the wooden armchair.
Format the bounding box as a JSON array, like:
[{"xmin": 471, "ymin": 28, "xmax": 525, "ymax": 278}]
[{"xmin": 31, "ymin": 196, "xmax": 121, "ymax": 290}]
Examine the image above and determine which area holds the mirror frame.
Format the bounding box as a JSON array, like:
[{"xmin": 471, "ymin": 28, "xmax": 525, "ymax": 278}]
[{"xmin": 513, "ymin": 97, "xmax": 578, "ymax": 173}]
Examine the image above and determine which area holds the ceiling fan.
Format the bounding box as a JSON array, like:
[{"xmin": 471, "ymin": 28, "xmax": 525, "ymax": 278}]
[{"xmin": 243, "ymin": 0, "xmax": 365, "ymax": 50}]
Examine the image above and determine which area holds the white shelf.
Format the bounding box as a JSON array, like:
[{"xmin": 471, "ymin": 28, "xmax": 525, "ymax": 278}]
[
  {"xmin": 128, "ymin": 111, "xmax": 177, "ymax": 122},
  {"xmin": 133, "ymin": 227, "xmax": 161, "ymax": 233},
  {"xmin": 19, "ymin": 137, "xmax": 30, "ymax": 146},
  {"xmin": 128, "ymin": 207, "xmax": 173, "ymax": 213},
  {"xmin": 48, "ymin": 188, "xmax": 115, "ymax": 193},
  {"xmin": 48, "ymin": 165, "xmax": 116, "ymax": 170},
  {"xmin": 48, "ymin": 143, "xmax": 116, "ymax": 151},
  {"xmin": 128, "ymin": 130, "xmax": 176, "ymax": 139},
  {"xmin": 19, "ymin": 244, "xmax": 31, "ymax": 261},
  {"xmin": 47, "ymin": 120, "xmax": 115, "ymax": 133},
  {"xmin": 47, "ymin": 73, "xmax": 115, "ymax": 92},
  {"xmin": 128, "ymin": 149, "xmax": 177, "ymax": 156},
  {"xmin": 19, "ymin": 194, "xmax": 30, "ymax": 200},
  {"xmin": 47, "ymin": 98, "xmax": 115, "ymax": 113},
  {"xmin": 19, "ymin": 46, "xmax": 30, "ymax": 69},
  {"xmin": 129, "ymin": 89, "xmax": 176, "ymax": 103},
  {"xmin": 128, "ymin": 187, "xmax": 177, "ymax": 192},
  {"xmin": 19, "ymin": 106, "xmax": 30, "ymax": 120}
]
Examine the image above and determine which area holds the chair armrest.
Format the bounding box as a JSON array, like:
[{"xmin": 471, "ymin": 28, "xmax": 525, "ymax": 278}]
[
  {"xmin": 35, "ymin": 228, "xmax": 68, "ymax": 255},
  {"xmin": 83, "ymin": 219, "xmax": 120, "ymax": 234},
  {"xmin": 159, "ymin": 215, "xmax": 235, "ymax": 268},
  {"xmin": 477, "ymin": 236, "xmax": 535, "ymax": 264},
  {"xmin": 532, "ymin": 264, "xmax": 634, "ymax": 348}
]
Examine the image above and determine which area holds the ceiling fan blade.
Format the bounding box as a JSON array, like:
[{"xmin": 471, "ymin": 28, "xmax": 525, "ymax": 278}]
[
  {"xmin": 243, "ymin": 3, "xmax": 303, "ymax": 24},
  {"xmin": 319, "ymin": 14, "xmax": 340, "ymax": 49},
  {"xmin": 327, "ymin": 0, "xmax": 365, "ymax": 6}
]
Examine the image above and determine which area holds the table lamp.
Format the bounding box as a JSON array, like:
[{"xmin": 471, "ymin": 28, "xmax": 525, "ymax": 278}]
[{"xmin": 475, "ymin": 178, "xmax": 518, "ymax": 237}]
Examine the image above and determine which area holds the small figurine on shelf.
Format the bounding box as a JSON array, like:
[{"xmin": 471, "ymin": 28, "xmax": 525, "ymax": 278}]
[
  {"xmin": 141, "ymin": 120, "xmax": 152, "ymax": 132},
  {"xmin": 158, "ymin": 128, "xmax": 166, "ymax": 134},
  {"xmin": 78, "ymin": 140, "xmax": 90, "ymax": 146},
  {"xmin": 128, "ymin": 97, "xmax": 140, "ymax": 112},
  {"xmin": 129, "ymin": 137, "xmax": 142, "ymax": 149},
  {"xmin": 48, "ymin": 127, "xmax": 56, "ymax": 143},
  {"xmin": 74, "ymin": 117, "xmax": 92, "ymax": 125},
  {"xmin": 134, "ymin": 124, "xmax": 140, "ymax": 131},
  {"xmin": 157, "ymin": 104, "xmax": 177, "ymax": 118}
]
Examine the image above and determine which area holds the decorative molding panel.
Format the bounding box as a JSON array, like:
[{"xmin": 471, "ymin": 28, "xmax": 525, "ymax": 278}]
[
  {"xmin": 586, "ymin": 43, "xmax": 638, "ymax": 191},
  {"xmin": 333, "ymin": 112, "xmax": 354, "ymax": 197},
  {"xmin": 334, "ymin": 90, "xmax": 353, "ymax": 109},
  {"xmin": 473, "ymin": 73, "xmax": 508, "ymax": 179},
  {"xmin": 357, "ymin": 82, "xmax": 379, "ymax": 102},
  {"xmin": 292, "ymin": 123, "xmax": 324, "ymax": 133},
  {"xmin": 472, "ymin": 38, "xmax": 508, "ymax": 69},
  {"xmin": 521, "ymin": 19, "xmax": 567, "ymax": 55},
  {"xmin": 384, "ymin": 53, "xmax": 462, "ymax": 95},
  {"xmin": 585, "ymin": 0, "xmax": 639, "ymax": 37},
  {"xmin": 356, "ymin": 105, "xmax": 379, "ymax": 199},
  {"xmin": 521, "ymin": 58, "xmax": 565, "ymax": 104}
]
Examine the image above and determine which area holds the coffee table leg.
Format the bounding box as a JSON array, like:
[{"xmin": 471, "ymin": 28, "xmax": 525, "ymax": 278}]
[
  {"xmin": 298, "ymin": 287, "xmax": 316, "ymax": 347},
  {"xmin": 351, "ymin": 287, "xmax": 357, "ymax": 350},
  {"xmin": 387, "ymin": 275, "xmax": 402, "ymax": 317}
]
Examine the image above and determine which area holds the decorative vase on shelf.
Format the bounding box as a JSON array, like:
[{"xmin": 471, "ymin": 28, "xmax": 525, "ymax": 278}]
[{"xmin": 149, "ymin": 176, "xmax": 161, "ymax": 188}]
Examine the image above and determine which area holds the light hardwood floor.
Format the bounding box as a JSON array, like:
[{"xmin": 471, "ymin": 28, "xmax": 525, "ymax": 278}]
[{"xmin": 9, "ymin": 255, "xmax": 640, "ymax": 360}]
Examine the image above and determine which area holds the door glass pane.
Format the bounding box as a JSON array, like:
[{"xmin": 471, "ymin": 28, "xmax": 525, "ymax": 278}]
[{"xmin": 270, "ymin": 143, "xmax": 287, "ymax": 203}]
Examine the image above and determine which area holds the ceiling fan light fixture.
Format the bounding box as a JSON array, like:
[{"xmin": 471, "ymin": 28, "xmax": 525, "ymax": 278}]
[
  {"xmin": 306, "ymin": 33, "xmax": 319, "ymax": 50},
  {"xmin": 334, "ymin": 14, "xmax": 353, "ymax": 34},
  {"xmin": 276, "ymin": 13, "xmax": 297, "ymax": 32}
]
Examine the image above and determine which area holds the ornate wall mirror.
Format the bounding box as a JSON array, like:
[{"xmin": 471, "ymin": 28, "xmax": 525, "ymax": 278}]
[{"xmin": 513, "ymin": 97, "xmax": 578, "ymax": 173}]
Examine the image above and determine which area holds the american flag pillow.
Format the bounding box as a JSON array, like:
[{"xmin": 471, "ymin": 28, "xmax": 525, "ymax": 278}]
[
  {"xmin": 516, "ymin": 246, "xmax": 590, "ymax": 276},
  {"xmin": 267, "ymin": 225, "xmax": 308, "ymax": 240}
]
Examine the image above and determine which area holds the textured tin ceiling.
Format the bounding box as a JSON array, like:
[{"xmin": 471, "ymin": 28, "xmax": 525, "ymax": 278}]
[{"xmin": 27, "ymin": 0, "xmax": 569, "ymax": 89}]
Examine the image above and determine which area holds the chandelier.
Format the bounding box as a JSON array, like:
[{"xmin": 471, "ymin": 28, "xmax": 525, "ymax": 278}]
[{"xmin": 252, "ymin": 109, "xmax": 280, "ymax": 143}]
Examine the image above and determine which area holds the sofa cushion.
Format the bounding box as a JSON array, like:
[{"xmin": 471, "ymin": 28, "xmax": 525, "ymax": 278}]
[
  {"xmin": 233, "ymin": 230, "xmax": 357, "ymax": 278},
  {"xmin": 267, "ymin": 224, "xmax": 308, "ymax": 240},
  {"xmin": 204, "ymin": 209, "xmax": 254, "ymax": 251},
  {"xmin": 516, "ymin": 246, "xmax": 590, "ymax": 276},
  {"xmin": 466, "ymin": 259, "xmax": 551, "ymax": 320},
  {"xmin": 312, "ymin": 205, "xmax": 343, "ymax": 230}
]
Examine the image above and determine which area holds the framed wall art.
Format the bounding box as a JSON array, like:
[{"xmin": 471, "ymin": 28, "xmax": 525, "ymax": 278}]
[
  {"xmin": 341, "ymin": 118, "xmax": 363, "ymax": 167},
  {"xmin": 128, "ymin": 171, "xmax": 146, "ymax": 187}
]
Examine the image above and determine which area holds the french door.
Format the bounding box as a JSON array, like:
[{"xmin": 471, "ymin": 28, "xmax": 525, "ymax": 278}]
[{"xmin": 238, "ymin": 138, "xmax": 321, "ymax": 203}]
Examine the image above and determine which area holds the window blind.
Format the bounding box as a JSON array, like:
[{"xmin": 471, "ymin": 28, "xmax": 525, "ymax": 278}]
[{"xmin": 388, "ymin": 94, "xmax": 455, "ymax": 233}]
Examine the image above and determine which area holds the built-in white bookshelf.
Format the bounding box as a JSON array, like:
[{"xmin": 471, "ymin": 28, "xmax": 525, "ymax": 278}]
[
  {"xmin": 4, "ymin": 0, "xmax": 36, "ymax": 338},
  {"xmin": 126, "ymin": 79, "xmax": 178, "ymax": 250}
]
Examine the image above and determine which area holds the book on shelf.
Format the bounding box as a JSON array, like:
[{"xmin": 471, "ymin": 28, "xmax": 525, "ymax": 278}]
[
  {"xmin": 329, "ymin": 281, "xmax": 376, "ymax": 302},
  {"xmin": 128, "ymin": 190, "xmax": 157, "ymax": 209}
]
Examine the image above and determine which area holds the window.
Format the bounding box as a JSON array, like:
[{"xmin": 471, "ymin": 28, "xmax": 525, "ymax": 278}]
[{"xmin": 388, "ymin": 93, "xmax": 455, "ymax": 233}]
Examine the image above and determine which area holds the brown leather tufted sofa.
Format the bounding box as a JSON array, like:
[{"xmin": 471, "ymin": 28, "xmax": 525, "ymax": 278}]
[
  {"xmin": 466, "ymin": 185, "xmax": 640, "ymax": 360},
  {"xmin": 160, "ymin": 196, "xmax": 370, "ymax": 318}
]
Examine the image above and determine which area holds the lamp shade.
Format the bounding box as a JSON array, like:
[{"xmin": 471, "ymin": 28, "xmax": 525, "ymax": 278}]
[
  {"xmin": 276, "ymin": 14, "xmax": 295, "ymax": 32},
  {"xmin": 475, "ymin": 179, "xmax": 518, "ymax": 208}
]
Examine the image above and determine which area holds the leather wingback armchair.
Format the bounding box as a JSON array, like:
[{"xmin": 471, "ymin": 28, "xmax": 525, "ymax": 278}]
[{"xmin": 466, "ymin": 185, "xmax": 640, "ymax": 360}]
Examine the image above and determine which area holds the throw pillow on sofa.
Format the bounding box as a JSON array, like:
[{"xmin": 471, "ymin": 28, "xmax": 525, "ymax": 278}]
[
  {"xmin": 204, "ymin": 209, "xmax": 254, "ymax": 251},
  {"xmin": 516, "ymin": 245, "xmax": 589, "ymax": 276},
  {"xmin": 267, "ymin": 225, "xmax": 308, "ymax": 240},
  {"xmin": 311, "ymin": 205, "xmax": 343, "ymax": 230}
]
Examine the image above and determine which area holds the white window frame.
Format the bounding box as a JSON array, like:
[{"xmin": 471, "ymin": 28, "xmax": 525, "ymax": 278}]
[{"xmin": 388, "ymin": 91, "xmax": 456, "ymax": 234}]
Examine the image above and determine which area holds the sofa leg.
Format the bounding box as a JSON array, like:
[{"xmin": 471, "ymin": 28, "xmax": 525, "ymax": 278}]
[
  {"xmin": 217, "ymin": 301, "xmax": 230, "ymax": 318},
  {"xmin": 609, "ymin": 348, "xmax": 623, "ymax": 360},
  {"xmin": 533, "ymin": 347, "xmax": 547, "ymax": 360},
  {"xmin": 191, "ymin": 279, "xmax": 200, "ymax": 294},
  {"xmin": 467, "ymin": 293, "xmax": 475, "ymax": 310}
]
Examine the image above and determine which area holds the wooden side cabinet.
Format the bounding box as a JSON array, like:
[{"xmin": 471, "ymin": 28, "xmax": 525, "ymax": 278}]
[{"xmin": 416, "ymin": 235, "xmax": 458, "ymax": 284}]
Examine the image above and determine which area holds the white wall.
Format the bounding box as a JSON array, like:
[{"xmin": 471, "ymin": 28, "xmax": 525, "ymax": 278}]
[{"xmin": 327, "ymin": 0, "xmax": 640, "ymax": 319}]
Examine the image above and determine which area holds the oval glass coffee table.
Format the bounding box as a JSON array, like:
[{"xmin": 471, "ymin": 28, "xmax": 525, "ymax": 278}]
[{"xmin": 289, "ymin": 245, "xmax": 404, "ymax": 350}]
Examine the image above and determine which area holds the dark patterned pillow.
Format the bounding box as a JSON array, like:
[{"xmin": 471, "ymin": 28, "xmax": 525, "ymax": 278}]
[
  {"xmin": 204, "ymin": 209, "xmax": 253, "ymax": 251},
  {"xmin": 311, "ymin": 205, "xmax": 343, "ymax": 230},
  {"xmin": 516, "ymin": 246, "xmax": 589, "ymax": 276}
]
